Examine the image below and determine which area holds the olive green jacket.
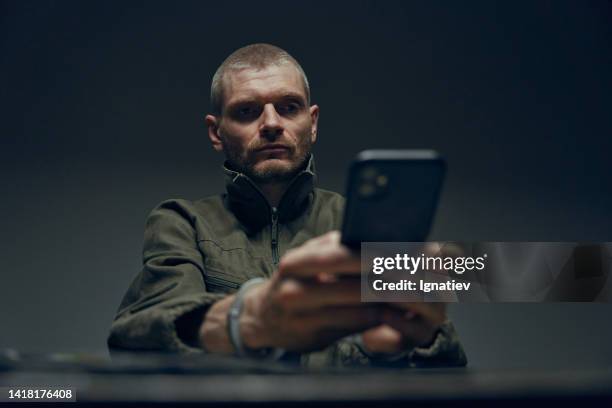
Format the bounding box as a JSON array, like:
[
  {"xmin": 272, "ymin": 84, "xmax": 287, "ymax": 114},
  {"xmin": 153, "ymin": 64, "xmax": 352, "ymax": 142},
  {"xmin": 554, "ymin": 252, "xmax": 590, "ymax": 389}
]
[{"xmin": 107, "ymin": 156, "xmax": 467, "ymax": 367}]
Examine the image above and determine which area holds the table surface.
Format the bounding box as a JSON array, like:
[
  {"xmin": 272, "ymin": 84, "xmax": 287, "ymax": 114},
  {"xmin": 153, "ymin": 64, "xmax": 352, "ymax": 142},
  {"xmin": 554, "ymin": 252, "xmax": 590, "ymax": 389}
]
[{"xmin": 1, "ymin": 350, "xmax": 611, "ymax": 406}]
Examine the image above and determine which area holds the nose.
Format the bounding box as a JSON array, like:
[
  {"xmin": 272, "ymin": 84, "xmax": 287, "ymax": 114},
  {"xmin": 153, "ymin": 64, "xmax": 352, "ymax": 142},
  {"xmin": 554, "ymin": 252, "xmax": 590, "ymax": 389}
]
[{"xmin": 260, "ymin": 103, "xmax": 283, "ymax": 140}]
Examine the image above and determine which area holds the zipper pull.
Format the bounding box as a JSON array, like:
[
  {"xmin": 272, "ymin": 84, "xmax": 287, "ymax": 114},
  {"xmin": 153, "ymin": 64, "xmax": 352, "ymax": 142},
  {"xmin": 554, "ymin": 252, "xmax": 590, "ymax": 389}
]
[
  {"xmin": 271, "ymin": 207, "xmax": 278, "ymax": 245},
  {"xmin": 271, "ymin": 207, "xmax": 279, "ymax": 265}
]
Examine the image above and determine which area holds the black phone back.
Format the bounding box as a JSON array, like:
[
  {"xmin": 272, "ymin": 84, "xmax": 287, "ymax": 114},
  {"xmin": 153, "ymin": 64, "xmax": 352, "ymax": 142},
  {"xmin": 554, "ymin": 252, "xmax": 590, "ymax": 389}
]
[{"xmin": 340, "ymin": 150, "xmax": 446, "ymax": 249}]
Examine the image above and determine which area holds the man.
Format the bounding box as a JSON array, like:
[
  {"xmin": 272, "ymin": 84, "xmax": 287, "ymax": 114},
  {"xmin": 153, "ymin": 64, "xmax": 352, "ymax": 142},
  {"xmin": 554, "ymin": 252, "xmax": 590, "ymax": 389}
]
[{"xmin": 108, "ymin": 43, "xmax": 466, "ymax": 367}]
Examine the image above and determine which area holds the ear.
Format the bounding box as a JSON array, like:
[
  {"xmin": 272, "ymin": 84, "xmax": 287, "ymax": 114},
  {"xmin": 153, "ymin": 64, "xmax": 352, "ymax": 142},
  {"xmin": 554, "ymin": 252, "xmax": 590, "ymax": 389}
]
[
  {"xmin": 205, "ymin": 114, "xmax": 224, "ymax": 152},
  {"xmin": 309, "ymin": 104, "xmax": 319, "ymax": 144}
]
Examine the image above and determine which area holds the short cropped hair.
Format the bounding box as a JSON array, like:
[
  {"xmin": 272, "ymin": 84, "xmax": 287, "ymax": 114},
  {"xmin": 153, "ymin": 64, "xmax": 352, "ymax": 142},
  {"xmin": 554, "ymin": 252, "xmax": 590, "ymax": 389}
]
[{"xmin": 210, "ymin": 43, "xmax": 310, "ymax": 115}]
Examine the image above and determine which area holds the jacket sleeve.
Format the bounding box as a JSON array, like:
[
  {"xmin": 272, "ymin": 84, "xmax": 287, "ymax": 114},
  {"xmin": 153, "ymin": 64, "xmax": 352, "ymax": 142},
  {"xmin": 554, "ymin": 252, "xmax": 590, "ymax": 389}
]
[
  {"xmin": 107, "ymin": 199, "xmax": 225, "ymax": 353},
  {"xmin": 302, "ymin": 320, "xmax": 468, "ymax": 368}
]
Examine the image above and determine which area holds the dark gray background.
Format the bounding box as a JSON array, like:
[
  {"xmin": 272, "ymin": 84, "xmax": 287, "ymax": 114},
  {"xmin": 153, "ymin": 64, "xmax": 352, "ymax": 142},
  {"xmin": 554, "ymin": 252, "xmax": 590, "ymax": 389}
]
[{"xmin": 1, "ymin": 0, "xmax": 611, "ymax": 369}]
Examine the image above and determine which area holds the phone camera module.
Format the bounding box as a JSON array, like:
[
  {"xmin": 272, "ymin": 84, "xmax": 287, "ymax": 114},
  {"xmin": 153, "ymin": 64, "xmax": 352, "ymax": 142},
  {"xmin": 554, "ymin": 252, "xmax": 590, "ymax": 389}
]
[{"xmin": 358, "ymin": 167, "xmax": 388, "ymax": 198}]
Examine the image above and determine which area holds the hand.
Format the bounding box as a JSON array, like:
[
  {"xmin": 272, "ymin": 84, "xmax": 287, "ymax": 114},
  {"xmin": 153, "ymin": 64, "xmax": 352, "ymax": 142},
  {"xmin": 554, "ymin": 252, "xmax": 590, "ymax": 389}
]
[
  {"xmin": 360, "ymin": 240, "xmax": 453, "ymax": 355},
  {"xmin": 361, "ymin": 302, "xmax": 446, "ymax": 354},
  {"xmin": 237, "ymin": 231, "xmax": 385, "ymax": 352}
]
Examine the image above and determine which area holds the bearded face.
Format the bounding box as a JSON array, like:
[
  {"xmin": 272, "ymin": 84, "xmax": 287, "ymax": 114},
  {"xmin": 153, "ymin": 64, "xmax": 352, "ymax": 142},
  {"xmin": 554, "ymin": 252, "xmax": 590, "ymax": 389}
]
[
  {"xmin": 208, "ymin": 64, "xmax": 319, "ymax": 183},
  {"xmin": 220, "ymin": 120, "xmax": 313, "ymax": 183}
]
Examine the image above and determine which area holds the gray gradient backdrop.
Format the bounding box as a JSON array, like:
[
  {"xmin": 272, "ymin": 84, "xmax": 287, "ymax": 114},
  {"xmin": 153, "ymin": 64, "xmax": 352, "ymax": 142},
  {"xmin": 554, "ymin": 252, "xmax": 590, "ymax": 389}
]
[{"xmin": 1, "ymin": 0, "xmax": 611, "ymax": 368}]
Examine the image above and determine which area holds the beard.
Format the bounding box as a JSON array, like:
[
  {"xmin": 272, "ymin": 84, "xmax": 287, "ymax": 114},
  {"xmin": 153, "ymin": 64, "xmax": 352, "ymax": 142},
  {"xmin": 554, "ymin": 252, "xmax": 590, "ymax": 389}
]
[{"xmin": 223, "ymin": 133, "xmax": 313, "ymax": 183}]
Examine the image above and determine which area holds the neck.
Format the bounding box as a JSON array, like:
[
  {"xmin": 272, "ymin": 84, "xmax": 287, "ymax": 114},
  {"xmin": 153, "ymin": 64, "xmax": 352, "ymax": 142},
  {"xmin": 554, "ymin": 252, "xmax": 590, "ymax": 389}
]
[{"xmin": 257, "ymin": 181, "xmax": 290, "ymax": 207}]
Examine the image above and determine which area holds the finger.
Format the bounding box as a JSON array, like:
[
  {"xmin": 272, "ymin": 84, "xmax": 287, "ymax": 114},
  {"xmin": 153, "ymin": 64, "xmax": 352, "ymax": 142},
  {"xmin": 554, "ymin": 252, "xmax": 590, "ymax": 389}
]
[
  {"xmin": 275, "ymin": 278, "xmax": 364, "ymax": 311},
  {"xmin": 362, "ymin": 324, "xmax": 405, "ymax": 354},
  {"xmin": 306, "ymin": 230, "xmax": 341, "ymax": 246},
  {"xmin": 293, "ymin": 230, "xmax": 341, "ymax": 251},
  {"xmin": 439, "ymin": 242, "xmax": 466, "ymax": 258},
  {"xmin": 381, "ymin": 309, "xmax": 438, "ymax": 347},
  {"xmin": 424, "ymin": 242, "xmax": 465, "ymax": 258},
  {"xmin": 296, "ymin": 305, "xmax": 384, "ymax": 333},
  {"xmin": 278, "ymin": 241, "xmax": 361, "ymax": 278},
  {"xmin": 423, "ymin": 242, "xmax": 464, "ymax": 279}
]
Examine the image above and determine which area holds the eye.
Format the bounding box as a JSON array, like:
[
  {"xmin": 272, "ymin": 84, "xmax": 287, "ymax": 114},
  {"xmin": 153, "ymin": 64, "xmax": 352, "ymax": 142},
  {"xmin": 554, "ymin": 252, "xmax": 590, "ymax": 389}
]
[
  {"xmin": 276, "ymin": 102, "xmax": 300, "ymax": 115},
  {"xmin": 231, "ymin": 104, "xmax": 261, "ymax": 121}
]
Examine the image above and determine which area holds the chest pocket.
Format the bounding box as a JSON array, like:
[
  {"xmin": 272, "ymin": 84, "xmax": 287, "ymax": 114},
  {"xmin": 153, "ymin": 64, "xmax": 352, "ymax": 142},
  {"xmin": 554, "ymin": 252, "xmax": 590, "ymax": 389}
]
[
  {"xmin": 202, "ymin": 269, "xmax": 243, "ymax": 294},
  {"xmin": 198, "ymin": 239, "xmax": 273, "ymax": 293}
]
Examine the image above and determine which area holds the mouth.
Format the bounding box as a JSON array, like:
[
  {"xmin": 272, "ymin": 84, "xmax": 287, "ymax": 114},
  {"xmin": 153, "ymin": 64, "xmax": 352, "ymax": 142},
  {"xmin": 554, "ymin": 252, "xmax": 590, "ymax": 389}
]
[{"xmin": 256, "ymin": 144, "xmax": 291, "ymax": 154}]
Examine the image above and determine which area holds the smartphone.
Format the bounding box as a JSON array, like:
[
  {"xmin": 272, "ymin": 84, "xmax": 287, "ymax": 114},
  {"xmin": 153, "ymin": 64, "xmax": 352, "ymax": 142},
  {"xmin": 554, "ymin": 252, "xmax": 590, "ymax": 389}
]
[{"xmin": 340, "ymin": 150, "xmax": 446, "ymax": 249}]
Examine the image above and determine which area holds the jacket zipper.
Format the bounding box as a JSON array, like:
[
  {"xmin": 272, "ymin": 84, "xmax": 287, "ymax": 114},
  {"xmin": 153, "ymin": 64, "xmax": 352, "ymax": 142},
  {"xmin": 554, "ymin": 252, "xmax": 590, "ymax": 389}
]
[
  {"xmin": 271, "ymin": 207, "xmax": 279, "ymax": 266},
  {"xmin": 234, "ymin": 173, "xmax": 292, "ymax": 267}
]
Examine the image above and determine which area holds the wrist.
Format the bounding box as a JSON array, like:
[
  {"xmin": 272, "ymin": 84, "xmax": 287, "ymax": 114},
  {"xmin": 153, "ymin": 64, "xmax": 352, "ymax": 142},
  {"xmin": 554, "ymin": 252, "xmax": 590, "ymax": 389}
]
[
  {"xmin": 240, "ymin": 279, "xmax": 273, "ymax": 350},
  {"xmin": 228, "ymin": 278, "xmax": 284, "ymax": 359},
  {"xmin": 199, "ymin": 296, "xmax": 235, "ymax": 353}
]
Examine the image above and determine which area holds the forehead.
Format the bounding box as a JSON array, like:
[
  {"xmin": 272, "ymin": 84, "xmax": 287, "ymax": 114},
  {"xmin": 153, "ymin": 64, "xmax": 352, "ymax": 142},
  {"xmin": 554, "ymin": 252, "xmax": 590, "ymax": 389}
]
[{"xmin": 222, "ymin": 64, "xmax": 306, "ymax": 106}]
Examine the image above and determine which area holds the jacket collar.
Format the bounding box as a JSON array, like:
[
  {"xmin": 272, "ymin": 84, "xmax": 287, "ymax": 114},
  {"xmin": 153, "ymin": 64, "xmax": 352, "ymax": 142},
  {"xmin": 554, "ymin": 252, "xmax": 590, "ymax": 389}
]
[{"xmin": 223, "ymin": 155, "xmax": 316, "ymax": 232}]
